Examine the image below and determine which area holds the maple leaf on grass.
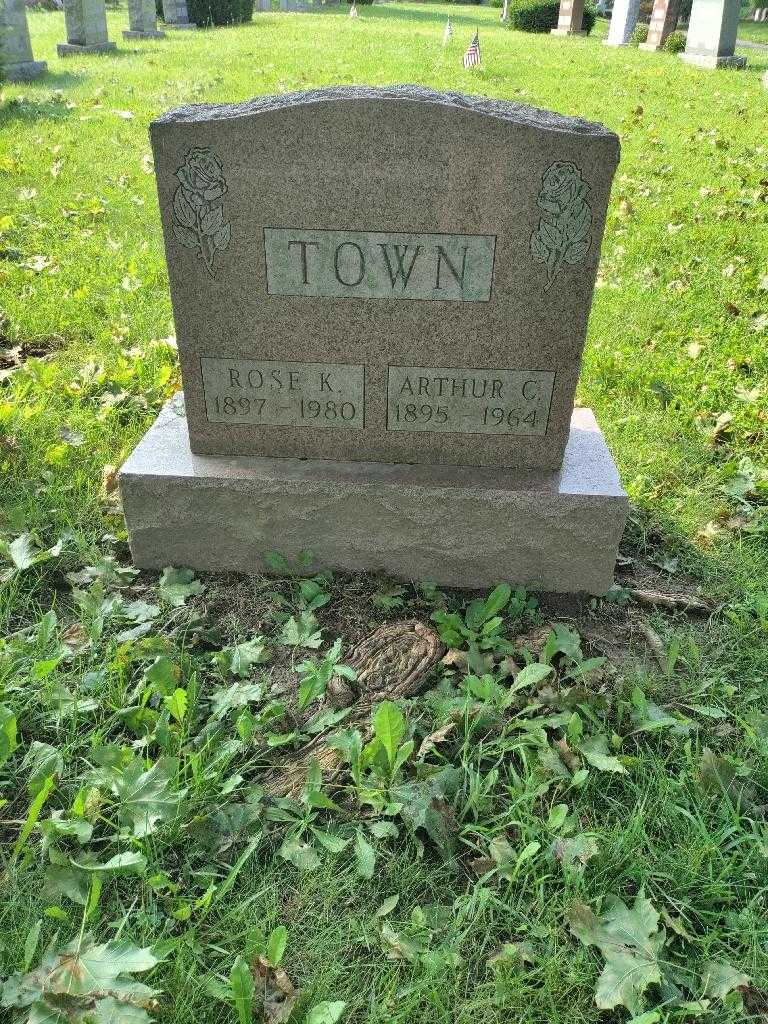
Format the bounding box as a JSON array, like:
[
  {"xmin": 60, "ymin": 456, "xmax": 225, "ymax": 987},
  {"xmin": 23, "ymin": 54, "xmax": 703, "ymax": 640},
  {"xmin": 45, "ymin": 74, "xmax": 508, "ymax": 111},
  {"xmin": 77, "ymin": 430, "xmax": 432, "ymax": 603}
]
[
  {"xmin": 112, "ymin": 757, "xmax": 186, "ymax": 838},
  {"xmin": 569, "ymin": 894, "xmax": 665, "ymax": 1016},
  {"xmin": 1, "ymin": 935, "xmax": 161, "ymax": 1024}
]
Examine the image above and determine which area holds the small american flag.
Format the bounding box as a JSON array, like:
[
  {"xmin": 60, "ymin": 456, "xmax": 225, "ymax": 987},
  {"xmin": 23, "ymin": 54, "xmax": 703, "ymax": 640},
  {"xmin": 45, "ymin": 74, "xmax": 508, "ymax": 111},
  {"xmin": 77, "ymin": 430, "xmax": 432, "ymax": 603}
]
[
  {"xmin": 442, "ymin": 17, "xmax": 453, "ymax": 44},
  {"xmin": 463, "ymin": 30, "xmax": 481, "ymax": 68},
  {"xmin": 349, "ymin": 2, "xmax": 358, "ymax": 15}
]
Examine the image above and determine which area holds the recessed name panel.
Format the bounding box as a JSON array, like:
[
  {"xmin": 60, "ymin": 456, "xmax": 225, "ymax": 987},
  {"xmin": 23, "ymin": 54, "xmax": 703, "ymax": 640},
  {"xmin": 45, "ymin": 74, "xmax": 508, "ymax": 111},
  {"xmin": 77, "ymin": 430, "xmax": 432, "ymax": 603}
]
[
  {"xmin": 387, "ymin": 367, "xmax": 555, "ymax": 435},
  {"xmin": 201, "ymin": 358, "xmax": 365, "ymax": 429},
  {"xmin": 264, "ymin": 228, "xmax": 496, "ymax": 302}
]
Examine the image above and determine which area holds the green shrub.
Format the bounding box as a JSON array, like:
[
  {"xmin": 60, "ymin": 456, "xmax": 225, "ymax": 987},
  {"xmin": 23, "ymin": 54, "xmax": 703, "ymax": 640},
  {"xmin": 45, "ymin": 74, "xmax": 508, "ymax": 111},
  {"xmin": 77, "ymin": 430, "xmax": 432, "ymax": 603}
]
[
  {"xmin": 186, "ymin": 0, "xmax": 255, "ymax": 26},
  {"xmin": 630, "ymin": 21, "xmax": 649, "ymax": 44},
  {"xmin": 582, "ymin": 1, "xmax": 597, "ymax": 32},
  {"xmin": 664, "ymin": 28, "xmax": 686, "ymax": 51},
  {"xmin": 508, "ymin": 0, "xmax": 596, "ymax": 32}
]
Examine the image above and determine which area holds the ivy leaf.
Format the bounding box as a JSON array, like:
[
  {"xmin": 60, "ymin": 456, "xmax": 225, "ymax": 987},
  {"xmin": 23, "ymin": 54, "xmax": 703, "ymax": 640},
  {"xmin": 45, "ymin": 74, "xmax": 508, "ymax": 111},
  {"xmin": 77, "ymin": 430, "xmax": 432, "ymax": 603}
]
[
  {"xmin": 280, "ymin": 612, "xmax": 322, "ymax": 649},
  {"xmin": 305, "ymin": 1001, "xmax": 347, "ymax": 1024},
  {"xmin": 228, "ymin": 636, "xmax": 270, "ymax": 677},
  {"xmin": 157, "ymin": 567, "xmax": 204, "ymax": 607},
  {"xmin": 700, "ymin": 961, "xmax": 750, "ymax": 999},
  {"xmin": 7, "ymin": 935, "xmax": 161, "ymax": 1003},
  {"xmin": 278, "ymin": 836, "xmax": 321, "ymax": 872},
  {"xmin": 595, "ymin": 937, "xmax": 664, "ymax": 1014},
  {"xmin": 579, "ymin": 735, "xmax": 627, "ymax": 775},
  {"xmin": 112, "ymin": 757, "xmax": 185, "ymax": 838}
]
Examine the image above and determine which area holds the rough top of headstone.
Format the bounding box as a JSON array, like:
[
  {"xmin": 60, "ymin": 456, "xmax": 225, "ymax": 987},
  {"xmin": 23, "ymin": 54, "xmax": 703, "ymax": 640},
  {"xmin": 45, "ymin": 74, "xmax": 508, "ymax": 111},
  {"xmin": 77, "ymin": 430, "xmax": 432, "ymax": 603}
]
[{"xmin": 151, "ymin": 84, "xmax": 616, "ymax": 140}]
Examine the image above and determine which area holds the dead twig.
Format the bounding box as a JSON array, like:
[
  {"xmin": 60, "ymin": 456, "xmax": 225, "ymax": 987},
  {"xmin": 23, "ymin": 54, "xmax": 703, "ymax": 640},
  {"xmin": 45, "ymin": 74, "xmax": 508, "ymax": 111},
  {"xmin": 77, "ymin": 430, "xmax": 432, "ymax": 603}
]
[{"xmin": 628, "ymin": 587, "xmax": 711, "ymax": 615}]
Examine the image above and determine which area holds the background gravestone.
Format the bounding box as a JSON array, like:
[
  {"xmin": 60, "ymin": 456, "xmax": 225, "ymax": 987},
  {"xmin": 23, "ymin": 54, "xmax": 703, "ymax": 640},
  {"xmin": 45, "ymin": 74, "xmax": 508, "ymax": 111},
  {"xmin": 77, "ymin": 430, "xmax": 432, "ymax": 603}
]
[
  {"xmin": 640, "ymin": 0, "xmax": 679, "ymax": 50},
  {"xmin": 0, "ymin": 0, "xmax": 47, "ymax": 80},
  {"xmin": 680, "ymin": 0, "xmax": 746, "ymax": 65},
  {"xmin": 120, "ymin": 87, "xmax": 628, "ymax": 595},
  {"xmin": 551, "ymin": 0, "xmax": 586, "ymax": 34},
  {"xmin": 124, "ymin": 0, "xmax": 165, "ymax": 38},
  {"xmin": 604, "ymin": 0, "xmax": 640, "ymax": 44},
  {"xmin": 162, "ymin": 0, "xmax": 195, "ymax": 28},
  {"xmin": 57, "ymin": 0, "xmax": 116, "ymax": 54},
  {"xmin": 148, "ymin": 88, "xmax": 618, "ymax": 472}
]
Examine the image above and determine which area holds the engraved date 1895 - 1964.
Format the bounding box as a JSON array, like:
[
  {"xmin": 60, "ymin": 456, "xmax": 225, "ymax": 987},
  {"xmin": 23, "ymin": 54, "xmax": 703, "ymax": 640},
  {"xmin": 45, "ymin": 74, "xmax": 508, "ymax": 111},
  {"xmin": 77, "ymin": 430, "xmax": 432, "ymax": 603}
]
[{"xmin": 387, "ymin": 367, "xmax": 555, "ymax": 436}]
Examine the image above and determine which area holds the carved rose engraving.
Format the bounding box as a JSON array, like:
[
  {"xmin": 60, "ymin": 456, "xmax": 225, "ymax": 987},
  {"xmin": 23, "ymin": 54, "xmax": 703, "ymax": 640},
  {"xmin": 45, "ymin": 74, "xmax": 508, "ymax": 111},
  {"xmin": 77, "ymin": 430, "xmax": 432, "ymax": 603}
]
[
  {"xmin": 530, "ymin": 161, "xmax": 593, "ymax": 292},
  {"xmin": 171, "ymin": 147, "xmax": 231, "ymax": 277}
]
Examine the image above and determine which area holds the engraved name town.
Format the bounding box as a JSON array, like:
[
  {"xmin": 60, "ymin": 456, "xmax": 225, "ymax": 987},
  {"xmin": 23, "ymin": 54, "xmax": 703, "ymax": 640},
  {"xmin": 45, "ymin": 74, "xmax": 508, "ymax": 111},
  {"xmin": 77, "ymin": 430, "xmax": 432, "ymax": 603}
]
[{"xmin": 264, "ymin": 229, "xmax": 497, "ymax": 302}]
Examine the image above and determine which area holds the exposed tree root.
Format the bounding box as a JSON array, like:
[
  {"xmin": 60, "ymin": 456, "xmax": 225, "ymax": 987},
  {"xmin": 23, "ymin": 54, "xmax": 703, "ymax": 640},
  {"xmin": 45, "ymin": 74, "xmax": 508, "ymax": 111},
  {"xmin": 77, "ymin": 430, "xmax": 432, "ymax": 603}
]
[{"xmin": 263, "ymin": 620, "xmax": 445, "ymax": 799}]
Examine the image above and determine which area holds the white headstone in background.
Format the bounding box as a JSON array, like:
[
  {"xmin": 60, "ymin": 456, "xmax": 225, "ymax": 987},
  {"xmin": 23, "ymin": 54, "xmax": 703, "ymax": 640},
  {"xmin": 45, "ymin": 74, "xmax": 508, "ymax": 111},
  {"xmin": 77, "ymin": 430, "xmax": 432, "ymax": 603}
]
[
  {"xmin": 680, "ymin": 0, "xmax": 746, "ymax": 66},
  {"xmin": 0, "ymin": 0, "xmax": 47, "ymax": 79},
  {"xmin": 604, "ymin": 0, "xmax": 640, "ymax": 44}
]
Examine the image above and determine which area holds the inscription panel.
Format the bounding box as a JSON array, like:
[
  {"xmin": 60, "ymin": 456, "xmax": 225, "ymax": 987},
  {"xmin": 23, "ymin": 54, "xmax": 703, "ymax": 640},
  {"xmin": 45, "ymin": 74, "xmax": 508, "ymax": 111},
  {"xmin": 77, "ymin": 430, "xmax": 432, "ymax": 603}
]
[
  {"xmin": 264, "ymin": 228, "xmax": 496, "ymax": 302},
  {"xmin": 201, "ymin": 358, "xmax": 364, "ymax": 429},
  {"xmin": 387, "ymin": 367, "xmax": 555, "ymax": 436}
]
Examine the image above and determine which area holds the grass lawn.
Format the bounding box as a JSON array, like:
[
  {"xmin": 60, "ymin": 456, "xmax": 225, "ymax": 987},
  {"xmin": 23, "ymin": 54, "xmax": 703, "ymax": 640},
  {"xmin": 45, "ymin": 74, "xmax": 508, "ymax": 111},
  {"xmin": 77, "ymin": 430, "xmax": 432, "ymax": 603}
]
[
  {"xmin": 736, "ymin": 18, "xmax": 768, "ymax": 43},
  {"xmin": 1, "ymin": 5, "xmax": 768, "ymax": 1024}
]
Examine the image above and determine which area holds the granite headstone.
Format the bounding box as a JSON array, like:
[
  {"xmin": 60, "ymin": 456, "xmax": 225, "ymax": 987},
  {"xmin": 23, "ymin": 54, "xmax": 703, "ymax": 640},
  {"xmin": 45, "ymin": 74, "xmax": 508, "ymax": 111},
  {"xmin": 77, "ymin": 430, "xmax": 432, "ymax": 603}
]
[
  {"xmin": 0, "ymin": 0, "xmax": 47, "ymax": 80},
  {"xmin": 680, "ymin": 0, "xmax": 746, "ymax": 66},
  {"xmin": 57, "ymin": 0, "xmax": 116, "ymax": 54},
  {"xmin": 121, "ymin": 87, "xmax": 628, "ymax": 594},
  {"xmin": 148, "ymin": 87, "xmax": 618, "ymax": 472}
]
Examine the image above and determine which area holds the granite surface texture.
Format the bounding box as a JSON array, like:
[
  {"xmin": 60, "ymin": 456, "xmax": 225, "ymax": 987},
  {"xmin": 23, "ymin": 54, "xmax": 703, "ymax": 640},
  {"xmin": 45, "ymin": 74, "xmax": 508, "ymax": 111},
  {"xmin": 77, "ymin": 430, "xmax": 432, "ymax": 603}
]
[
  {"xmin": 119, "ymin": 399, "xmax": 628, "ymax": 594},
  {"xmin": 150, "ymin": 86, "xmax": 619, "ymax": 470}
]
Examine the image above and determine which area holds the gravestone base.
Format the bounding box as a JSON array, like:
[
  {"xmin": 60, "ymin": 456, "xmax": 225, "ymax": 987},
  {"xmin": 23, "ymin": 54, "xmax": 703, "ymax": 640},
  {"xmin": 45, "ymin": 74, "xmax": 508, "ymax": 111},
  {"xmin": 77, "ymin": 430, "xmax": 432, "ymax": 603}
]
[
  {"xmin": 57, "ymin": 40, "xmax": 117, "ymax": 55},
  {"xmin": 638, "ymin": 40, "xmax": 662, "ymax": 49},
  {"xmin": 679, "ymin": 50, "xmax": 746, "ymax": 66},
  {"xmin": 164, "ymin": 20, "xmax": 195, "ymax": 27},
  {"xmin": 6, "ymin": 59, "xmax": 48, "ymax": 80},
  {"xmin": 119, "ymin": 399, "xmax": 628, "ymax": 595},
  {"xmin": 550, "ymin": 27, "xmax": 586, "ymax": 33},
  {"xmin": 123, "ymin": 28, "xmax": 166, "ymax": 37}
]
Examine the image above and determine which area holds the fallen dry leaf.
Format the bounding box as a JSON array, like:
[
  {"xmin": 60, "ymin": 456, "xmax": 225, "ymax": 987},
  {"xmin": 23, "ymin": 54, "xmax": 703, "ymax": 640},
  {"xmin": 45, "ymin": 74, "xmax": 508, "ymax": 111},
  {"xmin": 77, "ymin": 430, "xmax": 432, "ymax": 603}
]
[
  {"xmin": 416, "ymin": 721, "xmax": 456, "ymax": 760},
  {"xmin": 254, "ymin": 956, "xmax": 298, "ymax": 1024}
]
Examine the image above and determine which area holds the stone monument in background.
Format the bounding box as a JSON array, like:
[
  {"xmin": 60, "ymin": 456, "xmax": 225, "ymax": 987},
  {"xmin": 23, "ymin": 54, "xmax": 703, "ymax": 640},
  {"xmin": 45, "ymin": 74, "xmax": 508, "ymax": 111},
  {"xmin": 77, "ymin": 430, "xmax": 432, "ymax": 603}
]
[
  {"xmin": 161, "ymin": 0, "xmax": 195, "ymax": 29},
  {"xmin": 57, "ymin": 0, "xmax": 116, "ymax": 54},
  {"xmin": 119, "ymin": 87, "xmax": 628, "ymax": 595},
  {"xmin": 551, "ymin": 0, "xmax": 586, "ymax": 34},
  {"xmin": 640, "ymin": 0, "xmax": 679, "ymax": 50},
  {"xmin": 124, "ymin": 0, "xmax": 165, "ymax": 38},
  {"xmin": 680, "ymin": 0, "xmax": 746, "ymax": 66},
  {"xmin": 0, "ymin": 0, "xmax": 47, "ymax": 80},
  {"xmin": 604, "ymin": 0, "xmax": 640, "ymax": 44}
]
